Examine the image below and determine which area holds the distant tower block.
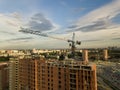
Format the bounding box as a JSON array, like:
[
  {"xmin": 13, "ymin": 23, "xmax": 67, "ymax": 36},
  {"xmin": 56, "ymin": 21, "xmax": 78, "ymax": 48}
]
[
  {"xmin": 82, "ymin": 50, "xmax": 88, "ymax": 63},
  {"xmin": 103, "ymin": 49, "xmax": 108, "ymax": 60}
]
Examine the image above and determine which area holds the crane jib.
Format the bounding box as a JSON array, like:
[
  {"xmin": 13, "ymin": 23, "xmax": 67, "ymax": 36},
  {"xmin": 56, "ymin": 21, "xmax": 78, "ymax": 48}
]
[{"xmin": 19, "ymin": 27, "xmax": 81, "ymax": 58}]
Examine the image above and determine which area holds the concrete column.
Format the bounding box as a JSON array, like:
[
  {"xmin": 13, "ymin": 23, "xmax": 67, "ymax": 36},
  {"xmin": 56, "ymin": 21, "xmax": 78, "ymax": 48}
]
[
  {"xmin": 103, "ymin": 49, "xmax": 108, "ymax": 60},
  {"xmin": 82, "ymin": 50, "xmax": 88, "ymax": 63}
]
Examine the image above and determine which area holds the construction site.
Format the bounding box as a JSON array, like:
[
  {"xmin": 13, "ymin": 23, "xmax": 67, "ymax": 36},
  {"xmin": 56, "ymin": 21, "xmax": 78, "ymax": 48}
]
[
  {"xmin": 0, "ymin": 0, "xmax": 120, "ymax": 90},
  {"xmin": 18, "ymin": 28, "xmax": 120, "ymax": 90}
]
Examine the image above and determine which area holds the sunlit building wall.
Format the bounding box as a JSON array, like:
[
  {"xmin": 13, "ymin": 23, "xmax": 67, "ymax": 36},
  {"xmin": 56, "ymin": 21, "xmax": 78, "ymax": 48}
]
[
  {"xmin": 19, "ymin": 58, "xmax": 97, "ymax": 90},
  {"xmin": 9, "ymin": 58, "xmax": 19, "ymax": 90}
]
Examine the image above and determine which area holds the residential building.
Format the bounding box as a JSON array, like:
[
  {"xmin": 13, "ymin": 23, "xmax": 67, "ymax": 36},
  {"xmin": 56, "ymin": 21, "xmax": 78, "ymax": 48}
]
[
  {"xmin": 19, "ymin": 58, "xmax": 97, "ymax": 90},
  {"xmin": 9, "ymin": 58, "xmax": 19, "ymax": 90},
  {"xmin": 0, "ymin": 63, "xmax": 9, "ymax": 90}
]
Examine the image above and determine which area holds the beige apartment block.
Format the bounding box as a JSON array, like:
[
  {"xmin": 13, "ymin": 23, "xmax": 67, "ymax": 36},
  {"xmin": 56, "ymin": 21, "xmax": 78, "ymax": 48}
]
[{"xmin": 9, "ymin": 58, "xmax": 19, "ymax": 90}]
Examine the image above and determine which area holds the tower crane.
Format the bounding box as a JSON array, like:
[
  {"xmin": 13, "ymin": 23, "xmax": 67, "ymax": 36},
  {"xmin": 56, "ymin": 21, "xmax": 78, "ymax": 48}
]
[{"xmin": 19, "ymin": 27, "xmax": 81, "ymax": 58}]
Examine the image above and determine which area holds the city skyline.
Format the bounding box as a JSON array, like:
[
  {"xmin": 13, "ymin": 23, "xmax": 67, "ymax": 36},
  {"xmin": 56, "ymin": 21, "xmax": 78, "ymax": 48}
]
[{"xmin": 0, "ymin": 0, "xmax": 120, "ymax": 49}]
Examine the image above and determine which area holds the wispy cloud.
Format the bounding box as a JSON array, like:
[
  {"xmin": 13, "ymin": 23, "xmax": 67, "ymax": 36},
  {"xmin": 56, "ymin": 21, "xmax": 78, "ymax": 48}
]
[
  {"xmin": 81, "ymin": 39, "xmax": 102, "ymax": 42},
  {"xmin": 67, "ymin": 0, "xmax": 120, "ymax": 32},
  {"xmin": 5, "ymin": 37, "xmax": 33, "ymax": 42},
  {"xmin": 10, "ymin": 12, "xmax": 22, "ymax": 21},
  {"xmin": 112, "ymin": 32, "xmax": 118, "ymax": 35},
  {"xmin": 28, "ymin": 13, "xmax": 59, "ymax": 32},
  {"xmin": 0, "ymin": 31, "xmax": 15, "ymax": 35},
  {"xmin": 111, "ymin": 37, "xmax": 120, "ymax": 40},
  {"xmin": 6, "ymin": 20, "xmax": 19, "ymax": 27},
  {"xmin": 0, "ymin": 12, "xmax": 28, "ymax": 40},
  {"xmin": 10, "ymin": 37, "xmax": 33, "ymax": 41},
  {"xmin": 0, "ymin": 13, "xmax": 23, "ymax": 28},
  {"xmin": 0, "ymin": 37, "xmax": 33, "ymax": 45},
  {"xmin": 0, "ymin": 12, "xmax": 62, "ymax": 49}
]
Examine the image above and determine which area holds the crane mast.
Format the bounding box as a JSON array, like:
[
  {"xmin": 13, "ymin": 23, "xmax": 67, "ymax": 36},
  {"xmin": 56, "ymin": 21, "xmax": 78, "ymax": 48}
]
[
  {"xmin": 67, "ymin": 33, "xmax": 76, "ymax": 57},
  {"xmin": 19, "ymin": 27, "xmax": 81, "ymax": 58}
]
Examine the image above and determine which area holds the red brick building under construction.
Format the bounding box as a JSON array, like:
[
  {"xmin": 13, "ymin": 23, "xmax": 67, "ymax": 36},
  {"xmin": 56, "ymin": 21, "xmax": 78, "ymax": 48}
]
[{"xmin": 19, "ymin": 58, "xmax": 97, "ymax": 90}]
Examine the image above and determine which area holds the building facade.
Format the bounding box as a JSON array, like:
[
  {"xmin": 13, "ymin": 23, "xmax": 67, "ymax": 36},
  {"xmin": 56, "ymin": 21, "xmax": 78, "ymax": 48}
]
[
  {"xmin": 9, "ymin": 58, "xmax": 19, "ymax": 90},
  {"xmin": 103, "ymin": 49, "xmax": 108, "ymax": 60},
  {"xmin": 19, "ymin": 58, "xmax": 97, "ymax": 90},
  {"xmin": 0, "ymin": 63, "xmax": 9, "ymax": 90}
]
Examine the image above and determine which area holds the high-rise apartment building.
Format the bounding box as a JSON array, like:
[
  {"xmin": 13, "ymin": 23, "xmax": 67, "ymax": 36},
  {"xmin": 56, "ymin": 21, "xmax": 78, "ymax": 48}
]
[
  {"xmin": 82, "ymin": 50, "xmax": 88, "ymax": 63},
  {"xmin": 9, "ymin": 58, "xmax": 19, "ymax": 90},
  {"xmin": 0, "ymin": 63, "xmax": 9, "ymax": 90},
  {"xmin": 103, "ymin": 49, "xmax": 108, "ymax": 60},
  {"xmin": 19, "ymin": 58, "xmax": 97, "ymax": 90}
]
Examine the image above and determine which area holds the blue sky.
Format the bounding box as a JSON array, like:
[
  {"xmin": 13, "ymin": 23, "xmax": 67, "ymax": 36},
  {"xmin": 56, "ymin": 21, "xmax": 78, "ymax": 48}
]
[{"xmin": 0, "ymin": 0, "xmax": 120, "ymax": 49}]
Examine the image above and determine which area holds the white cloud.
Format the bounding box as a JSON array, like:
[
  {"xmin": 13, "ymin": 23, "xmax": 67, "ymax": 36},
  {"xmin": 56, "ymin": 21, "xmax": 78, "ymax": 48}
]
[
  {"xmin": 0, "ymin": 12, "xmax": 62, "ymax": 49},
  {"xmin": 66, "ymin": 0, "xmax": 120, "ymax": 48},
  {"xmin": 10, "ymin": 12, "xmax": 23, "ymax": 21},
  {"xmin": 77, "ymin": 0, "xmax": 120, "ymax": 26},
  {"xmin": 0, "ymin": 13, "xmax": 24, "ymax": 31},
  {"xmin": 28, "ymin": 13, "xmax": 60, "ymax": 33},
  {"xmin": 0, "ymin": 12, "xmax": 32, "ymax": 45},
  {"xmin": 68, "ymin": 0, "xmax": 120, "ymax": 31}
]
